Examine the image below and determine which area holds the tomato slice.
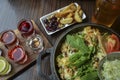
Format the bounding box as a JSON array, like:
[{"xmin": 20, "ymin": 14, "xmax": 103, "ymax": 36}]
[
  {"xmin": 106, "ymin": 34, "xmax": 120, "ymax": 54},
  {"xmin": 110, "ymin": 34, "xmax": 120, "ymax": 51}
]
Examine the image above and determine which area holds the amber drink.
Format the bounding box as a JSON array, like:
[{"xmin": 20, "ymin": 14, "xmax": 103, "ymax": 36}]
[{"xmin": 92, "ymin": 0, "xmax": 120, "ymax": 27}]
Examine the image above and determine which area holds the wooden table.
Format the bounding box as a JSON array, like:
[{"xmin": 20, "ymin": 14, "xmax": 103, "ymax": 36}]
[{"xmin": 0, "ymin": 0, "xmax": 120, "ymax": 80}]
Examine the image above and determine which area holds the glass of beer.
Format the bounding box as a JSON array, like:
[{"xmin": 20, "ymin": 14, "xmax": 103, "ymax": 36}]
[{"xmin": 92, "ymin": 0, "xmax": 120, "ymax": 27}]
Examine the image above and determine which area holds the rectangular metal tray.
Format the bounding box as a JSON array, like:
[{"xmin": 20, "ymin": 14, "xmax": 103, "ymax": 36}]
[{"xmin": 40, "ymin": 2, "xmax": 86, "ymax": 35}]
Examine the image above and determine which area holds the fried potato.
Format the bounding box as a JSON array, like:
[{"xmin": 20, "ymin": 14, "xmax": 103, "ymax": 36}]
[
  {"xmin": 55, "ymin": 3, "xmax": 83, "ymax": 25},
  {"xmin": 55, "ymin": 3, "xmax": 77, "ymax": 18},
  {"xmin": 69, "ymin": 3, "xmax": 77, "ymax": 12},
  {"xmin": 70, "ymin": 5, "xmax": 77, "ymax": 12},
  {"xmin": 74, "ymin": 10, "xmax": 82, "ymax": 22},
  {"xmin": 60, "ymin": 17, "xmax": 73, "ymax": 24},
  {"xmin": 66, "ymin": 13, "xmax": 73, "ymax": 18},
  {"xmin": 62, "ymin": 3, "xmax": 76, "ymax": 12},
  {"xmin": 74, "ymin": 5, "xmax": 82, "ymax": 22},
  {"xmin": 55, "ymin": 9, "xmax": 73, "ymax": 18},
  {"xmin": 76, "ymin": 5, "xmax": 81, "ymax": 11},
  {"xmin": 79, "ymin": 10, "xmax": 83, "ymax": 17}
]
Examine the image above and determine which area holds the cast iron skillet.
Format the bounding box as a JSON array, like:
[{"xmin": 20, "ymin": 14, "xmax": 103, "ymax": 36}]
[{"xmin": 37, "ymin": 23, "xmax": 120, "ymax": 80}]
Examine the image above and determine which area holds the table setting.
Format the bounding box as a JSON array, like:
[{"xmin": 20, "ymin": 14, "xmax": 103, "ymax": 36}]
[{"xmin": 0, "ymin": 0, "xmax": 120, "ymax": 80}]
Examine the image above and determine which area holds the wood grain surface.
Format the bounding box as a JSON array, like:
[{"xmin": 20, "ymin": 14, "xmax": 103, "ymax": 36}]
[{"xmin": 0, "ymin": 0, "xmax": 120, "ymax": 80}]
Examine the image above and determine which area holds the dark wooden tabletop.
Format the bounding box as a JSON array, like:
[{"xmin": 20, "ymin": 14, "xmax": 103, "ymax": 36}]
[{"xmin": 0, "ymin": 0, "xmax": 120, "ymax": 80}]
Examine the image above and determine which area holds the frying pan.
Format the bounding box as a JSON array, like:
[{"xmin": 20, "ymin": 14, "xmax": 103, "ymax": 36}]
[{"xmin": 37, "ymin": 23, "xmax": 120, "ymax": 80}]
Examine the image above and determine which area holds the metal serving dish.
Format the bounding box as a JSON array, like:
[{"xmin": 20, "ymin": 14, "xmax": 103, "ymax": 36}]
[{"xmin": 40, "ymin": 2, "xmax": 86, "ymax": 35}]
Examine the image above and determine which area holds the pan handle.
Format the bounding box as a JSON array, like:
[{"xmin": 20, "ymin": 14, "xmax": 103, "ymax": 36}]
[{"xmin": 37, "ymin": 48, "xmax": 55, "ymax": 80}]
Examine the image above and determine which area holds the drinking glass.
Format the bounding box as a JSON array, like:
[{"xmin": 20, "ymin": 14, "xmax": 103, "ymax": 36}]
[
  {"xmin": 8, "ymin": 45, "xmax": 28, "ymax": 64},
  {"xmin": 92, "ymin": 0, "xmax": 120, "ymax": 27},
  {"xmin": 17, "ymin": 19, "xmax": 35, "ymax": 38},
  {"xmin": 0, "ymin": 30, "xmax": 19, "ymax": 49},
  {"xmin": 26, "ymin": 34, "xmax": 44, "ymax": 53}
]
